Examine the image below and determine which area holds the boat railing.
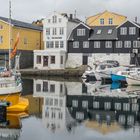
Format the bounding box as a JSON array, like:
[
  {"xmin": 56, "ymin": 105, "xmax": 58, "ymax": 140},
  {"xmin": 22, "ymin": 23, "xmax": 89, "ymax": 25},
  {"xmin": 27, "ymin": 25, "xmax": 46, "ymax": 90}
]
[{"xmin": 0, "ymin": 82, "xmax": 17, "ymax": 88}]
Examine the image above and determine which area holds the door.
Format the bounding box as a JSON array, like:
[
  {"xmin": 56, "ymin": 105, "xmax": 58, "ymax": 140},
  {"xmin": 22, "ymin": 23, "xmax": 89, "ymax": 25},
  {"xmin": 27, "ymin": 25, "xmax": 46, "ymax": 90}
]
[
  {"xmin": 43, "ymin": 56, "xmax": 48, "ymax": 66},
  {"xmin": 82, "ymin": 55, "xmax": 88, "ymax": 65}
]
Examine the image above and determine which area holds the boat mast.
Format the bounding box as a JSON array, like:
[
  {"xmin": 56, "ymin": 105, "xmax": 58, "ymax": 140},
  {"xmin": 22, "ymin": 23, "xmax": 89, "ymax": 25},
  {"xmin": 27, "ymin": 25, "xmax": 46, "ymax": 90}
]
[{"xmin": 8, "ymin": 0, "xmax": 12, "ymax": 70}]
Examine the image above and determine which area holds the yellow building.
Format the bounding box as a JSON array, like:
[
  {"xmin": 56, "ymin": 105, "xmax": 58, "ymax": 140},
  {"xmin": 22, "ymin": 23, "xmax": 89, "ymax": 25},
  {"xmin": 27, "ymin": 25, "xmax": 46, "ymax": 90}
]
[
  {"xmin": 86, "ymin": 10, "xmax": 127, "ymax": 26},
  {"xmin": 0, "ymin": 16, "xmax": 43, "ymax": 68}
]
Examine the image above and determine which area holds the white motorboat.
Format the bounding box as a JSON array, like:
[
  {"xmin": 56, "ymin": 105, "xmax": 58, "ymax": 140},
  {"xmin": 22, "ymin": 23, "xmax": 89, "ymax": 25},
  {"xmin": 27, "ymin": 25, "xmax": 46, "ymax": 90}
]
[{"xmin": 94, "ymin": 63, "xmax": 126, "ymax": 81}]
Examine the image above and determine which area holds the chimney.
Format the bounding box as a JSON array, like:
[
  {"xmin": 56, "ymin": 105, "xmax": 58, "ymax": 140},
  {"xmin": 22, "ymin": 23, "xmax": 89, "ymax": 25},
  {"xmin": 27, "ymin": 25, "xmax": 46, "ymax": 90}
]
[
  {"xmin": 70, "ymin": 14, "xmax": 73, "ymax": 19},
  {"xmin": 135, "ymin": 17, "xmax": 138, "ymax": 23}
]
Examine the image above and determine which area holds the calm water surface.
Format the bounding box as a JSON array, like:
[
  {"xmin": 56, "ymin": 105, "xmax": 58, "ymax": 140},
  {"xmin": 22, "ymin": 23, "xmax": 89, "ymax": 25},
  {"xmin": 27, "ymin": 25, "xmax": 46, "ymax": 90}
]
[{"xmin": 2, "ymin": 77, "xmax": 140, "ymax": 140}]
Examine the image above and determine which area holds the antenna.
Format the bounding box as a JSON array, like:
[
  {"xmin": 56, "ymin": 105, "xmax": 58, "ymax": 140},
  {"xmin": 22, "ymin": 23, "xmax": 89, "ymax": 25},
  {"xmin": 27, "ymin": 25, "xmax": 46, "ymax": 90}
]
[
  {"xmin": 8, "ymin": 0, "xmax": 12, "ymax": 70},
  {"xmin": 74, "ymin": 10, "xmax": 77, "ymax": 19}
]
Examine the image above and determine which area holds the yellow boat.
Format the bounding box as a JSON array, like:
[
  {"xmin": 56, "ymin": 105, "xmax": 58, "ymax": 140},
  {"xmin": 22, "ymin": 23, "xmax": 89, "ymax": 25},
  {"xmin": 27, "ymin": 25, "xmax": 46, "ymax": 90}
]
[
  {"xmin": 0, "ymin": 112, "xmax": 28, "ymax": 138},
  {"xmin": 0, "ymin": 93, "xmax": 29, "ymax": 112}
]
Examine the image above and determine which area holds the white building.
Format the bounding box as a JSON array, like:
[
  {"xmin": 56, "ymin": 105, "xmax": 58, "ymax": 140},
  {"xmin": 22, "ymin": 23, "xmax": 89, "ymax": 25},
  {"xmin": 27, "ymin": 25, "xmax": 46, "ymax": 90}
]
[{"xmin": 34, "ymin": 12, "xmax": 80, "ymax": 69}]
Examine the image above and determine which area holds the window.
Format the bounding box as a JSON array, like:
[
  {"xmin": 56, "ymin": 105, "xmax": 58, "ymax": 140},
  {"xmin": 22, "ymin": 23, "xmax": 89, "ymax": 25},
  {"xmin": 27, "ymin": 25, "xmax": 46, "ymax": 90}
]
[
  {"xmin": 46, "ymin": 28, "xmax": 50, "ymax": 35},
  {"xmin": 0, "ymin": 25, "xmax": 3, "ymax": 29},
  {"xmin": 59, "ymin": 112, "xmax": 63, "ymax": 119},
  {"xmin": 52, "ymin": 15, "xmax": 57, "ymax": 23},
  {"xmin": 76, "ymin": 112, "xmax": 84, "ymax": 120},
  {"xmin": 109, "ymin": 18, "xmax": 113, "ymax": 25},
  {"xmin": 123, "ymin": 103, "xmax": 130, "ymax": 111},
  {"xmin": 100, "ymin": 18, "xmax": 104, "ymax": 25},
  {"xmin": 133, "ymin": 41, "xmax": 140, "ymax": 48},
  {"xmin": 54, "ymin": 99, "xmax": 58, "ymax": 106},
  {"xmin": 108, "ymin": 29, "xmax": 113, "ymax": 34},
  {"xmin": 55, "ymin": 41, "xmax": 59, "ymax": 48},
  {"xmin": 43, "ymin": 81, "xmax": 48, "ymax": 92},
  {"xmin": 48, "ymin": 19, "xmax": 51, "ymax": 23},
  {"xmin": 72, "ymin": 100, "xmax": 78, "ymax": 107},
  {"xmin": 116, "ymin": 41, "xmax": 122, "ymax": 48},
  {"xmin": 104, "ymin": 102, "xmax": 111, "ymax": 110},
  {"xmin": 24, "ymin": 38, "xmax": 27, "ymax": 44},
  {"xmin": 36, "ymin": 84, "xmax": 41, "ymax": 92},
  {"xmin": 93, "ymin": 101, "xmax": 99, "ymax": 109},
  {"xmin": 129, "ymin": 27, "xmax": 136, "ymax": 35},
  {"xmin": 119, "ymin": 115, "xmax": 125, "ymax": 125},
  {"xmin": 60, "ymin": 41, "xmax": 64, "ymax": 48},
  {"xmin": 120, "ymin": 27, "xmax": 127, "ymax": 35},
  {"xmin": 127, "ymin": 115, "xmax": 134, "ymax": 125},
  {"xmin": 115, "ymin": 103, "xmax": 121, "ymax": 110},
  {"xmin": 51, "ymin": 56, "xmax": 55, "ymax": 64},
  {"xmin": 82, "ymin": 101, "xmax": 88, "ymax": 108},
  {"xmin": 60, "ymin": 84, "xmax": 63, "ymax": 93},
  {"xmin": 77, "ymin": 29, "xmax": 85, "ymax": 36},
  {"xmin": 132, "ymin": 104, "xmax": 139, "ymax": 111},
  {"xmin": 46, "ymin": 42, "xmax": 50, "ymax": 48},
  {"xmin": 83, "ymin": 41, "xmax": 89, "ymax": 48},
  {"xmin": 97, "ymin": 30, "xmax": 102, "ymax": 34},
  {"xmin": 36, "ymin": 56, "xmax": 41, "ymax": 64},
  {"xmin": 52, "ymin": 28, "xmax": 57, "ymax": 35},
  {"xmin": 105, "ymin": 41, "xmax": 112, "ymax": 48},
  {"xmin": 59, "ymin": 99, "xmax": 63, "ymax": 107},
  {"xmin": 60, "ymin": 27, "xmax": 64, "ymax": 35},
  {"xmin": 73, "ymin": 41, "xmax": 79, "ymax": 48},
  {"xmin": 60, "ymin": 56, "xmax": 63, "ymax": 64},
  {"xmin": 124, "ymin": 41, "xmax": 131, "ymax": 48},
  {"xmin": 50, "ymin": 84, "xmax": 55, "ymax": 92},
  {"xmin": 94, "ymin": 41, "xmax": 100, "ymax": 48},
  {"xmin": 50, "ymin": 41, "xmax": 54, "ymax": 48},
  {"xmin": 59, "ymin": 18, "xmax": 62, "ymax": 23}
]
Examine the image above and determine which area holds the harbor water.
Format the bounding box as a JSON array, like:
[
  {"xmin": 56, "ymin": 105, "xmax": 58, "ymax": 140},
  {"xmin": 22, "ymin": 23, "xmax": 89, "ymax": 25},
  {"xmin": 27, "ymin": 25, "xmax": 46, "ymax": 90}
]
[{"xmin": 1, "ymin": 76, "xmax": 140, "ymax": 140}]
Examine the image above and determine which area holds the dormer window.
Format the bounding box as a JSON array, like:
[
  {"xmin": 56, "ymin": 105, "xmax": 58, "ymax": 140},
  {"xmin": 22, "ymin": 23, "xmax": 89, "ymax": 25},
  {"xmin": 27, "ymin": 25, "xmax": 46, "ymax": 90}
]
[
  {"xmin": 129, "ymin": 27, "xmax": 136, "ymax": 35},
  {"xmin": 120, "ymin": 27, "xmax": 127, "ymax": 35},
  {"xmin": 97, "ymin": 30, "xmax": 102, "ymax": 34},
  {"xmin": 108, "ymin": 29, "xmax": 112, "ymax": 34},
  {"xmin": 77, "ymin": 29, "xmax": 85, "ymax": 36},
  {"xmin": 100, "ymin": 18, "xmax": 104, "ymax": 25},
  {"xmin": 52, "ymin": 15, "xmax": 57, "ymax": 23},
  {"xmin": 109, "ymin": 18, "xmax": 113, "ymax": 25}
]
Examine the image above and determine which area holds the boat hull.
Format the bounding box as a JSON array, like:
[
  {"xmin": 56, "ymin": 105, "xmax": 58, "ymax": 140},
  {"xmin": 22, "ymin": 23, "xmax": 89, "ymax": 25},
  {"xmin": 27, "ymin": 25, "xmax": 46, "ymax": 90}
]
[
  {"xmin": 111, "ymin": 74, "xmax": 126, "ymax": 82},
  {"xmin": 126, "ymin": 76, "xmax": 140, "ymax": 86}
]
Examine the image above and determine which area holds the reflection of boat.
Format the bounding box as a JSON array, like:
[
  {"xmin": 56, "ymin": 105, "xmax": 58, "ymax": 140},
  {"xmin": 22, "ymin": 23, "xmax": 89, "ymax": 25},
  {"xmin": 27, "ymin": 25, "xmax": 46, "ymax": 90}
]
[
  {"xmin": 0, "ymin": 112, "xmax": 28, "ymax": 139},
  {"xmin": 0, "ymin": 81, "xmax": 22, "ymax": 95},
  {"xmin": 0, "ymin": 93, "xmax": 29, "ymax": 112}
]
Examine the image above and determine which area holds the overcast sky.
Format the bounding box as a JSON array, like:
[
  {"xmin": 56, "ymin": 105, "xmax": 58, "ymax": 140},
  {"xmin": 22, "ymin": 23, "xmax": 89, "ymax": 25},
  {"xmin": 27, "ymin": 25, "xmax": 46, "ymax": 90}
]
[{"xmin": 0, "ymin": 0, "xmax": 140, "ymax": 23}]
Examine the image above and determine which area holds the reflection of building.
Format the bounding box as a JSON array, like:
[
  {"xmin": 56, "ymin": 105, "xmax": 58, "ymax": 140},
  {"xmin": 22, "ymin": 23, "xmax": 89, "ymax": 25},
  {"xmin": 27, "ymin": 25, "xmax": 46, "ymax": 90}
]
[
  {"xmin": 33, "ymin": 79, "xmax": 75, "ymax": 132},
  {"xmin": 67, "ymin": 89, "xmax": 140, "ymax": 129}
]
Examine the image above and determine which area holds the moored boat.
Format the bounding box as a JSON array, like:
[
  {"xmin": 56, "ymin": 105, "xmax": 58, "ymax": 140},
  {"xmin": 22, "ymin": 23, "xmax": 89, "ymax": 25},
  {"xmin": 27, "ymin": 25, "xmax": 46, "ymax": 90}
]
[{"xmin": 111, "ymin": 74, "xmax": 126, "ymax": 82}]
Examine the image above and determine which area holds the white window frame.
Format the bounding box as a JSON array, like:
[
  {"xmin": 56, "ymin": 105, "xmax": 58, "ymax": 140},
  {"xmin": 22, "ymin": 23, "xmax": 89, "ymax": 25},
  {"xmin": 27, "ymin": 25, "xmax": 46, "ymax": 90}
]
[
  {"xmin": 83, "ymin": 41, "xmax": 89, "ymax": 48},
  {"xmin": 133, "ymin": 41, "xmax": 140, "ymax": 48},
  {"xmin": 108, "ymin": 29, "xmax": 113, "ymax": 34},
  {"xmin": 0, "ymin": 36, "xmax": 3, "ymax": 44},
  {"xmin": 120, "ymin": 27, "xmax": 127, "ymax": 35},
  {"xmin": 116, "ymin": 41, "xmax": 122, "ymax": 48},
  {"xmin": 82, "ymin": 101, "xmax": 88, "ymax": 108},
  {"xmin": 94, "ymin": 41, "xmax": 100, "ymax": 48},
  {"xmin": 77, "ymin": 29, "xmax": 85, "ymax": 36},
  {"xmin": 46, "ymin": 28, "xmax": 50, "ymax": 35},
  {"xmin": 109, "ymin": 18, "xmax": 113, "ymax": 25},
  {"xmin": 123, "ymin": 103, "xmax": 130, "ymax": 111},
  {"xmin": 105, "ymin": 41, "xmax": 112, "ymax": 48},
  {"xmin": 60, "ymin": 41, "xmax": 64, "ymax": 48},
  {"xmin": 93, "ymin": 101, "xmax": 99, "ymax": 109},
  {"xmin": 60, "ymin": 27, "xmax": 64, "ymax": 35},
  {"xmin": 104, "ymin": 102, "xmax": 111, "ymax": 110},
  {"xmin": 97, "ymin": 30, "xmax": 102, "ymax": 34},
  {"xmin": 52, "ymin": 28, "xmax": 57, "ymax": 35},
  {"xmin": 129, "ymin": 27, "xmax": 136, "ymax": 35},
  {"xmin": 100, "ymin": 18, "xmax": 104, "ymax": 25},
  {"xmin": 115, "ymin": 103, "xmax": 121, "ymax": 110},
  {"xmin": 124, "ymin": 41, "xmax": 131, "ymax": 48},
  {"xmin": 72, "ymin": 100, "xmax": 78, "ymax": 107},
  {"xmin": 73, "ymin": 41, "xmax": 79, "ymax": 48},
  {"xmin": 76, "ymin": 112, "xmax": 84, "ymax": 120}
]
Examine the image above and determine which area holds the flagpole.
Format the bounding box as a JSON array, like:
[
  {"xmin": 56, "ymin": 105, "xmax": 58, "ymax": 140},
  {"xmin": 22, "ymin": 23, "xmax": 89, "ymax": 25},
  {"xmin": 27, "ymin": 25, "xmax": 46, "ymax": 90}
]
[{"xmin": 8, "ymin": 0, "xmax": 11, "ymax": 70}]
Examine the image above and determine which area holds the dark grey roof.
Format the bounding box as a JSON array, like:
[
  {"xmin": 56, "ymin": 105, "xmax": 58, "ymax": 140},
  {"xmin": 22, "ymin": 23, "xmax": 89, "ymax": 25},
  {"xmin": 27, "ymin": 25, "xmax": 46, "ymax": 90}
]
[
  {"xmin": 89, "ymin": 26, "xmax": 117, "ymax": 40},
  {"xmin": 68, "ymin": 18, "xmax": 81, "ymax": 23},
  {"xmin": 0, "ymin": 16, "xmax": 42, "ymax": 31},
  {"xmin": 134, "ymin": 22, "xmax": 140, "ymax": 27}
]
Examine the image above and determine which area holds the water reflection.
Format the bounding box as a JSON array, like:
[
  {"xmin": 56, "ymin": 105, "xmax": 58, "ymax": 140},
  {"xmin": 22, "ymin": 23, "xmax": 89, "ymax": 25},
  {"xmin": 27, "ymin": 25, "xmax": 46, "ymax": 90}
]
[
  {"xmin": 31, "ymin": 78, "xmax": 140, "ymax": 135},
  {"xmin": 0, "ymin": 112, "xmax": 28, "ymax": 140}
]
